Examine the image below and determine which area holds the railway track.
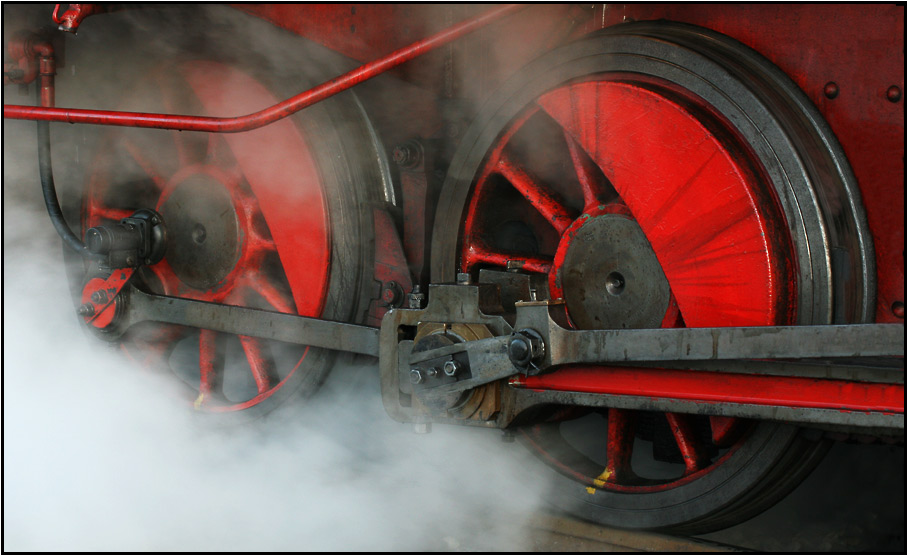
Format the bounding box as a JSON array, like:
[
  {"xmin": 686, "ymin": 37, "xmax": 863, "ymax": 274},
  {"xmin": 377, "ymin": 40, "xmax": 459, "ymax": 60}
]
[{"xmin": 527, "ymin": 513, "xmax": 742, "ymax": 552}]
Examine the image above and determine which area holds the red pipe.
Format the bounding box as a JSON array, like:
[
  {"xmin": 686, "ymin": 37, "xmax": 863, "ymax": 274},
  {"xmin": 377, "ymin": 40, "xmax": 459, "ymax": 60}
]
[{"xmin": 4, "ymin": 4, "xmax": 523, "ymax": 132}]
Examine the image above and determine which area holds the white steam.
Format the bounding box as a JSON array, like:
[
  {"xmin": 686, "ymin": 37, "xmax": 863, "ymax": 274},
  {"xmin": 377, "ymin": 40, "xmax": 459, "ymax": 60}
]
[{"xmin": 2, "ymin": 133, "xmax": 550, "ymax": 551}]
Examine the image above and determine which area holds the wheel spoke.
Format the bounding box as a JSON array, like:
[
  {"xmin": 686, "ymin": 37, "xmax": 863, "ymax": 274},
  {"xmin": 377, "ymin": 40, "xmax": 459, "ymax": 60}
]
[
  {"xmin": 601, "ymin": 408, "xmax": 636, "ymax": 485},
  {"xmin": 88, "ymin": 204, "xmax": 133, "ymax": 224},
  {"xmin": 564, "ymin": 130, "xmax": 610, "ymax": 212},
  {"xmin": 197, "ymin": 329, "xmax": 222, "ymax": 407},
  {"xmin": 238, "ymin": 335, "xmax": 279, "ymax": 395},
  {"xmin": 462, "ymin": 241, "xmax": 552, "ymax": 274},
  {"xmin": 709, "ymin": 416, "xmax": 747, "ymax": 447},
  {"xmin": 244, "ymin": 272, "xmax": 296, "ymax": 314},
  {"xmin": 146, "ymin": 259, "xmax": 184, "ymax": 297},
  {"xmin": 665, "ymin": 413, "xmax": 711, "ymax": 475},
  {"xmin": 122, "ymin": 137, "xmax": 170, "ymax": 192},
  {"xmin": 496, "ymin": 151, "xmax": 574, "ymax": 234}
]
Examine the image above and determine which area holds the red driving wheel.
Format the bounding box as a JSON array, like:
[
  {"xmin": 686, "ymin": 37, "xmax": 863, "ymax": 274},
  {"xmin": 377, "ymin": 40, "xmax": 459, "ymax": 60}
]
[
  {"xmin": 77, "ymin": 34, "xmax": 384, "ymax": 415},
  {"xmin": 431, "ymin": 22, "xmax": 870, "ymax": 532}
]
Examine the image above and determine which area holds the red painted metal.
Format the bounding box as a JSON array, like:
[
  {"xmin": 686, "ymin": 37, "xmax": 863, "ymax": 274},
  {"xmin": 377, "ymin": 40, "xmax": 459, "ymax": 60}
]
[
  {"xmin": 3, "ymin": 4, "xmax": 523, "ymax": 133},
  {"xmin": 603, "ymin": 408, "xmax": 635, "ymax": 485},
  {"xmin": 510, "ymin": 367, "xmax": 905, "ymax": 414},
  {"xmin": 52, "ymin": 4, "xmax": 109, "ymax": 33},
  {"xmin": 536, "ymin": 80, "xmax": 796, "ymax": 327},
  {"xmin": 368, "ymin": 208, "xmax": 414, "ymax": 326},
  {"xmin": 665, "ymin": 413, "xmax": 710, "ymax": 475},
  {"xmin": 82, "ymin": 60, "xmax": 330, "ymax": 412},
  {"xmin": 585, "ymin": 3, "xmax": 905, "ymax": 324},
  {"xmin": 80, "ymin": 268, "xmax": 135, "ymax": 329}
]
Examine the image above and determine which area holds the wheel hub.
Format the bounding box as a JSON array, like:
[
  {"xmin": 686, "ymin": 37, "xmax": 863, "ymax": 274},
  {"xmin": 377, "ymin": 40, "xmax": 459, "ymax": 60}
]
[
  {"xmin": 552, "ymin": 205, "xmax": 670, "ymax": 329},
  {"xmin": 158, "ymin": 172, "xmax": 241, "ymax": 290}
]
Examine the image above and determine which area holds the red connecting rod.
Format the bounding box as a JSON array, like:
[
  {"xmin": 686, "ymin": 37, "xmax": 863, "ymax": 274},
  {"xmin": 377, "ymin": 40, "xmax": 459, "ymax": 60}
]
[{"xmin": 4, "ymin": 4, "xmax": 523, "ymax": 132}]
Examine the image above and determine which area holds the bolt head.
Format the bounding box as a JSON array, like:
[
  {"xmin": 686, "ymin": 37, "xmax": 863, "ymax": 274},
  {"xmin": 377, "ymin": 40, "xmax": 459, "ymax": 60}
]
[
  {"xmin": 456, "ymin": 272, "xmax": 471, "ymax": 285},
  {"xmin": 409, "ymin": 368, "xmax": 424, "ymax": 384},
  {"xmin": 508, "ymin": 336, "xmax": 531, "ymax": 365},
  {"xmin": 77, "ymin": 303, "xmax": 95, "ymax": 317},
  {"xmin": 443, "ymin": 360, "xmax": 460, "ymax": 377}
]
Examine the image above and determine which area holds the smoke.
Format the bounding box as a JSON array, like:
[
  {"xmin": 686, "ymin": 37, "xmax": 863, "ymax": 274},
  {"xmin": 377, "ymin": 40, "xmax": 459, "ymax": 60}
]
[
  {"xmin": 2, "ymin": 117, "xmax": 551, "ymax": 551},
  {"xmin": 2, "ymin": 5, "xmax": 552, "ymax": 551}
]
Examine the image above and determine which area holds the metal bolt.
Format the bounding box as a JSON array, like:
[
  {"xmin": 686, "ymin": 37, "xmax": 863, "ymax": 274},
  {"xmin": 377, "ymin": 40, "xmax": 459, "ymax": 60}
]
[
  {"xmin": 508, "ymin": 329, "xmax": 545, "ymax": 369},
  {"xmin": 77, "ymin": 303, "xmax": 95, "ymax": 317},
  {"xmin": 823, "ymin": 82, "xmax": 839, "ymax": 99},
  {"xmin": 409, "ymin": 368, "xmax": 425, "ymax": 384},
  {"xmin": 508, "ymin": 336, "xmax": 532, "ymax": 366},
  {"xmin": 456, "ymin": 272, "xmax": 471, "ymax": 285},
  {"xmin": 407, "ymin": 285, "xmax": 425, "ymax": 309},
  {"xmin": 443, "ymin": 360, "xmax": 460, "ymax": 377},
  {"xmin": 392, "ymin": 141, "xmax": 422, "ymax": 169},
  {"xmin": 125, "ymin": 255, "xmax": 136, "ymax": 266},
  {"xmin": 887, "ymin": 85, "xmax": 902, "ymax": 103},
  {"xmin": 90, "ymin": 290, "xmax": 108, "ymax": 304},
  {"xmin": 382, "ymin": 281, "xmax": 405, "ymax": 308},
  {"xmin": 426, "ymin": 367, "xmax": 439, "ymax": 378}
]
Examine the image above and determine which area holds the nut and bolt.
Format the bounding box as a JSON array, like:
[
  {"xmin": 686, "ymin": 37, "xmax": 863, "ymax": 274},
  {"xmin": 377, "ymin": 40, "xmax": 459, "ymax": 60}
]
[
  {"xmin": 508, "ymin": 329, "xmax": 545, "ymax": 369},
  {"xmin": 407, "ymin": 285, "xmax": 426, "ymax": 309},
  {"xmin": 381, "ymin": 281, "xmax": 404, "ymax": 308},
  {"xmin": 426, "ymin": 367, "xmax": 439, "ymax": 378},
  {"xmin": 77, "ymin": 303, "xmax": 95, "ymax": 317},
  {"xmin": 90, "ymin": 290, "xmax": 109, "ymax": 305},
  {"xmin": 409, "ymin": 368, "xmax": 425, "ymax": 384},
  {"xmin": 443, "ymin": 360, "xmax": 461, "ymax": 377},
  {"xmin": 456, "ymin": 272, "xmax": 471, "ymax": 285},
  {"xmin": 392, "ymin": 141, "xmax": 422, "ymax": 169}
]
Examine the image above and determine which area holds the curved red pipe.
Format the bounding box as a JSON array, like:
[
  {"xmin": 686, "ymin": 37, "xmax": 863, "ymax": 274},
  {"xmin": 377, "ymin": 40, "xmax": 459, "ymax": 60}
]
[{"xmin": 4, "ymin": 4, "xmax": 523, "ymax": 133}]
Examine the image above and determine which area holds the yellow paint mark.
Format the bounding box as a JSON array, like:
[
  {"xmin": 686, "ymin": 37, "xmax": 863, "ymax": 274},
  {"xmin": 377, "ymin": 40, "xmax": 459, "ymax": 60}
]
[
  {"xmin": 592, "ymin": 468, "xmax": 612, "ymax": 488},
  {"xmin": 193, "ymin": 393, "xmax": 205, "ymax": 410},
  {"xmin": 586, "ymin": 486, "xmax": 597, "ymax": 494}
]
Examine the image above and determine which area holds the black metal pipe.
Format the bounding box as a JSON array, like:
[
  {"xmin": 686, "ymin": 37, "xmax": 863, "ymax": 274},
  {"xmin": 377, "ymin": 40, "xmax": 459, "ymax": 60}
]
[{"xmin": 37, "ymin": 117, "xmax": 88, "ymax": 255}]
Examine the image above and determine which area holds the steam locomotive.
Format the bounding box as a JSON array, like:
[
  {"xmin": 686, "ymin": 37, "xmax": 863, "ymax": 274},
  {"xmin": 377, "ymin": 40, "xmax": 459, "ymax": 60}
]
[{"xmin": 3, "ymin": 3, "xmax": 904, "ymax": 534}]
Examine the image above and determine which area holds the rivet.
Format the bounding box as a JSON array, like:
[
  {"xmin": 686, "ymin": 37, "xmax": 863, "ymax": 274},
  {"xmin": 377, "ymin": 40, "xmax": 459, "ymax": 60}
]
[
  {"xmin": 892, "ymin": 301, "xmax": 905, "ymax": 318},
  {"xmin": 886, "ymin": 86, "xmax": 901, "ymax": 103},
  {"xmin": 823, "ymin": 82, "xmax": 839, "ymax": 100}
]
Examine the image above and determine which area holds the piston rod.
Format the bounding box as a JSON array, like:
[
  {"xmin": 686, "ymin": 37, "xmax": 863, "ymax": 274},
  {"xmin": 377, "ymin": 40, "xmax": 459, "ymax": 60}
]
[{"xmin": 3, "ymin": 4, "xmax": 523, "ymax": 132}]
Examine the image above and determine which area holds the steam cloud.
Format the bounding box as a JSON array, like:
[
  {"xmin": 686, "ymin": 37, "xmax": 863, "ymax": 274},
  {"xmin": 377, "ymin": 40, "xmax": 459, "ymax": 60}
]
[{"xmin": 2, "ymin": 122, "xmax": 550, "ymax": 551}]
